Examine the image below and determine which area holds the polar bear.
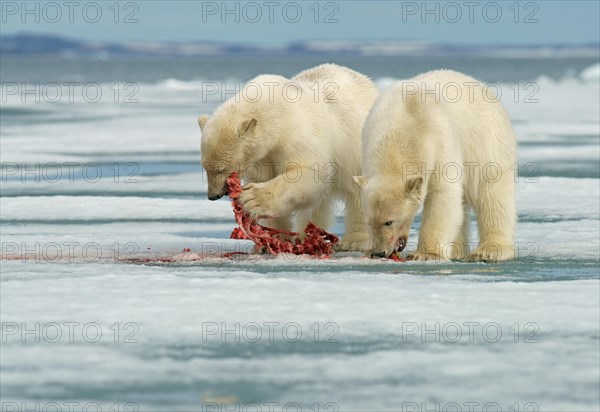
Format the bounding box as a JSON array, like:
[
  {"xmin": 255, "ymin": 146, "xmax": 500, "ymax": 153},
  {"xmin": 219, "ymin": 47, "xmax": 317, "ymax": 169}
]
[
  {"xmin": 198, "ymin": 64, "xmax": 379, "ymax": 251},
  {"xmin": 354, "ymin": 70, "xmax": 516, "ymax": 261}
]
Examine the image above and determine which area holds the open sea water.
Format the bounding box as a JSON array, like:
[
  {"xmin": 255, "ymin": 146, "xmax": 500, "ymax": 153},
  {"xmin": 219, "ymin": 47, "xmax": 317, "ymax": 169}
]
[{"xmin": 1, "ymin": 55, "xmax": 599, "ymax": 411}]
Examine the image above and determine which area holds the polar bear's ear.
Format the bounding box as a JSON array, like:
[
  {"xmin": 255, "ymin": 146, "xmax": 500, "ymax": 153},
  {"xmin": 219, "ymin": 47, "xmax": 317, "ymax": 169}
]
[
  {"xmin": 352, "ymin": 176, "xmax": 368, "ymax": 189},
  {"xmin": 239, "ymin": 118, "xmax": 258, "ymax": 137},
  {"xmin": 405, "ymin": 177, "xmax": 424, "ymax": 195},
  {"xmin": 197, "ymin": 115, "xmax": 209, "ymax": 130}
]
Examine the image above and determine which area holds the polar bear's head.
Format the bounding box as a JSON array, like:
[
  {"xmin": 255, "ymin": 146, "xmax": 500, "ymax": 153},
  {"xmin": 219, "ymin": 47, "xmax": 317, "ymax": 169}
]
[
  {"xmin": 198, "ymin": 113, "xmax": 258, "ymax": 200},
  {"xmin": 353, "ymin": 175, "xmax": 424, "ymax": 258},
  {"xmin": 198, "ymin": 74, "xmax": 290, "ymax": 200}
]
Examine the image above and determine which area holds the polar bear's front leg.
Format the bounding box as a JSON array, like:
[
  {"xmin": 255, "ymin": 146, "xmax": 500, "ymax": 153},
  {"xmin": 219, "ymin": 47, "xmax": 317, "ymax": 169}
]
[
  {"xmin": 253, "ymin": 216, "xmax": 293, "ymax": 254},
  {"xmin": 295, "ymin": 200, "xmax": 334, "ymax": 239},
  {"xmin": 335, "ymin": 191, "xmax": 371, "ymax": 252},
  {"xmin": 448, "ymin": 201, "xmax": 471, "ymax": 260},
  {"xmin": 409, "ymin": 187, "xmax": 463, "ymax": 261},
  {"xmin": 238, "ymin": 171, "xmax": 328, "ymax": 220},
  {"xmin": 266, "ymin": 216, "xmax": 293, "ymax": 232}
]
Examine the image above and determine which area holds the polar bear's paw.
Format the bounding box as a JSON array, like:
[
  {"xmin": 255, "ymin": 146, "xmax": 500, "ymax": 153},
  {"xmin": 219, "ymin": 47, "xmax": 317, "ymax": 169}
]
[
  {"xmin": 407, "ymin": 251, "xmax": 446, "ymax": 262},
  {"xmin": 238, "ymin": 182, "xmax": 281, "ymax": 219},
  {"xmin": 467, "ymin": 242, "xmax": 515, "ymax": 262},
  {"xmin": 335, "ymin": 231, "xmax": 371, "ymax": 252}
]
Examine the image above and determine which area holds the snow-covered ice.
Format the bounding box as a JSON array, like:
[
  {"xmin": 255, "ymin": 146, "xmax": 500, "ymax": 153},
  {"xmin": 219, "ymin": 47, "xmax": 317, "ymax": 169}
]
[{"xmin": 1, "ymin": 62, "xmax": 599, "ymax": 411}]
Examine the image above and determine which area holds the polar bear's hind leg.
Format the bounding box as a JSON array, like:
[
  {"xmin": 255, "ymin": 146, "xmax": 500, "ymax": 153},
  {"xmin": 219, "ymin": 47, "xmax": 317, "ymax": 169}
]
[{"xmin": 468, "ymin": 179, "xmax": 516, "ymax": 262}]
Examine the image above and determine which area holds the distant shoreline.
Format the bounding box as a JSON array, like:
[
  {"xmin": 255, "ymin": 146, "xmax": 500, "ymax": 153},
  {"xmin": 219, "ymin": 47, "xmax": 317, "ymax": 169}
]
[{"xmin": 2, "ymin": 33, "xmax": 599, "ymax": 58}]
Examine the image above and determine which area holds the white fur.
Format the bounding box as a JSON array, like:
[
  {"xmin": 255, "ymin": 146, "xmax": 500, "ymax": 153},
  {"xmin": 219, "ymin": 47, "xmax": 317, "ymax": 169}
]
[
  {"xmin": 199, "ymin": 64, "xmax": 379, "ymax": 251},
  {"xmin": 357, "ymin": 70, "xmax": 517, "ymax": 261}
]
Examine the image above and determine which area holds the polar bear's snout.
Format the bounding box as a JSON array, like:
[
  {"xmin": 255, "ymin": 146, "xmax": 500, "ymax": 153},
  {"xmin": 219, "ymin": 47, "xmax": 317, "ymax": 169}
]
[
  {"xmin": 208, "ymin": 192, "xmax": 224, "ymax": 201},
  {"xmin": 371, "ymin": 236, "xmax": 407, "ymax": 258},
  {"xmin": 207, "ymin": 174, "xmax": 228, "ymax": 201}
]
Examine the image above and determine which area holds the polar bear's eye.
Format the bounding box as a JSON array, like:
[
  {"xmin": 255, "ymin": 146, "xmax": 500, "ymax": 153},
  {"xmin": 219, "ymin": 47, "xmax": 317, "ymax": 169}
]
[{"xmin": 384, "ymin": 221, "xmax": 393, "ymax": 226}]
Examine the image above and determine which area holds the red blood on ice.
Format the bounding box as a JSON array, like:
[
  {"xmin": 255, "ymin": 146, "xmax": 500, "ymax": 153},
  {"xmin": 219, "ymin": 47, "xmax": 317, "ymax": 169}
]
[
  {"xmin": 227, "ymin": 172, "xmax": 339, "ymax": 257},
  {"xmin": 388, "ymin": 253, "xmax": 407, "ymax": 262}
]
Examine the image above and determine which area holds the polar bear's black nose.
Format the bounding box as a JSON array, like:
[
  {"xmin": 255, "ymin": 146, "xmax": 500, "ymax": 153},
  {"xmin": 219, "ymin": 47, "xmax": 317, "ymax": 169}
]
[
  {"xmin": 208, "ymin": 194, "xmax": 223, "ymax": 201},
  {"xmin": 371, "ymin": 251, "xmax": 387, "ymax": 258}
]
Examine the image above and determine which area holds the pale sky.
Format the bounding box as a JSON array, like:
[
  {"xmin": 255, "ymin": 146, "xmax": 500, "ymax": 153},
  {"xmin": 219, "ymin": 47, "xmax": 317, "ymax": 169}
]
[{"xmin": 1, "ymin": 0, "xmax": 599, "ymax": 45}]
